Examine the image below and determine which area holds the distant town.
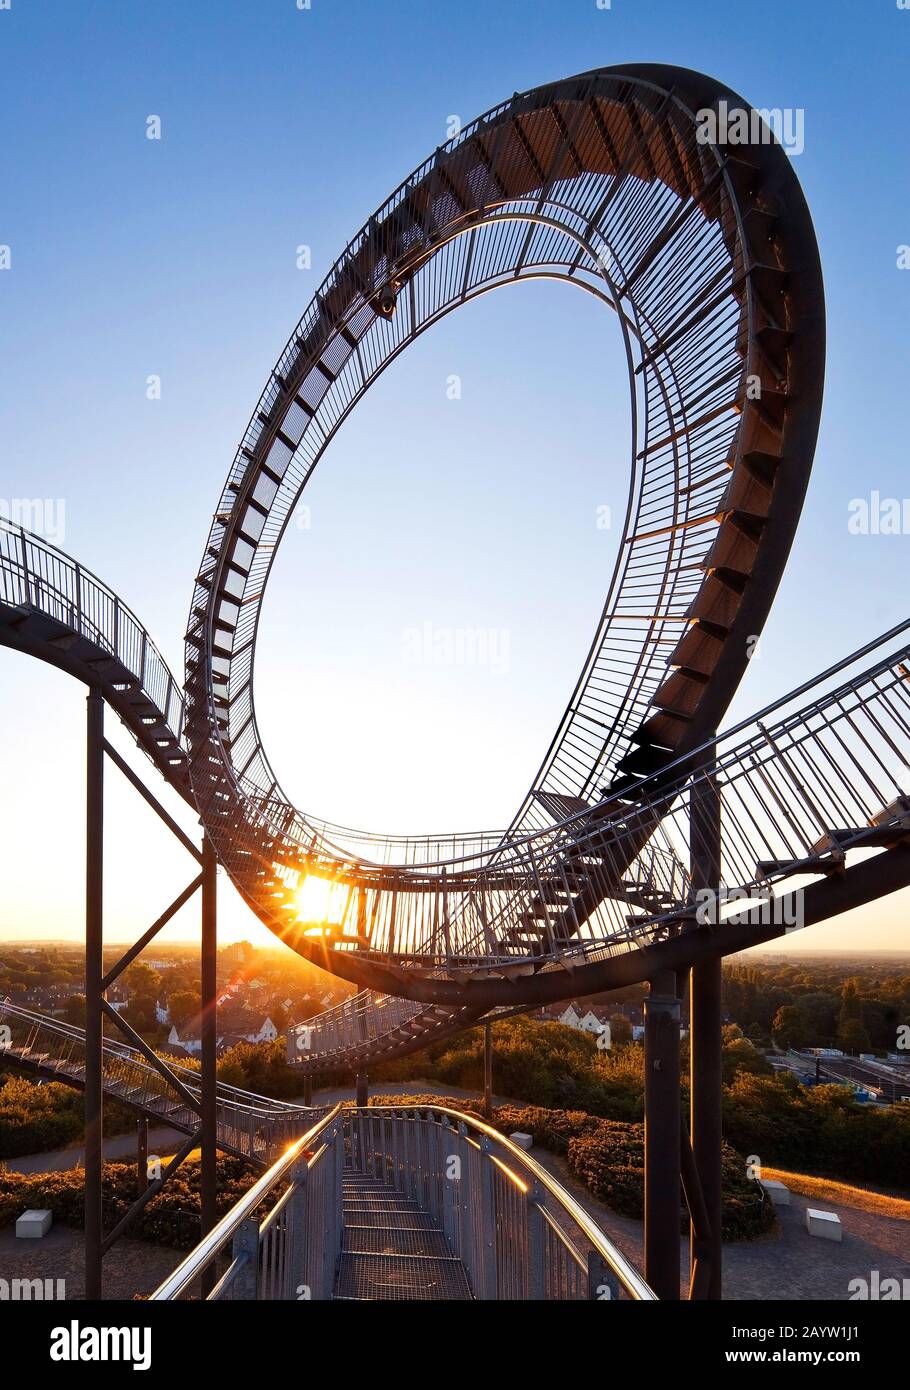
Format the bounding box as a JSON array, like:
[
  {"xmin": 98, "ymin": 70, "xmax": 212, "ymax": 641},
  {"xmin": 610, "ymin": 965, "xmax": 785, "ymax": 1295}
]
[
  {"xmin": 0, "ymin": 940, "xmax": 354, "ymax": 1060},
  {"xmin": 3, "ymin": 941, "xmax": 907, "ymax": 1095}
]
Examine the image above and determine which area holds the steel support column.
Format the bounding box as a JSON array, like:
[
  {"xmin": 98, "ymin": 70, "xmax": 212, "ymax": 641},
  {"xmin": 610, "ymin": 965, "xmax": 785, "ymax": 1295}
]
[
  {"xmin": 689, "ymin": 766, "xmax": 723, "ymax": 1299},
  {"xmin": 643, "ymin": 968, "xmax": 680, "ymax": 1300},
  {"xmin": 84, "ymin": 687, "xmax": 104, "ymax": 1302},
  {"xmin": 303, "ymin": 1075, "xmax": 313, "ymax": 1106},
  {"xmin": 483, "ymin": 1021, "xmax": 493, "ymax": 1120},
  {"xmin": 355, "ymin": 1071, "xmax": 369, "ymax": 1107},
  {"xmin": 137, "ymin": 1117, "xmax": 148, "ymax": 1198},
  {"xmin": 200, "ymin": 835, "xmax": 218, "ymax": 1295}
]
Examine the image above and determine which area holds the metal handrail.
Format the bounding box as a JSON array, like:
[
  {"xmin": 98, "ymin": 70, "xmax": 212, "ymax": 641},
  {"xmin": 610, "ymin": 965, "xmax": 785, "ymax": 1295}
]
[
  {"xmin": 184, "ymin": 64, "xmax": 786, "ymax": 905},
  {"xmin": 0, "ymin": 999, "xmax": 322, "ymax": 1162},
  {"xmin": 357, "ymin": 1104, "xmax": 655, "ymax": 1301},
  {"xmin": 0, "ymin": 999, "xmax": 305, "ymax": 1111},
  {"xmin": 151, "ymin": 1104, "xmax": 343, "ymax": 1300},
  {"xmin": 0, "ymin": 520, "xmax": 187, "ymax": 775},
  {"xmin": 153, "ymin": 1101, "xmax": 654, "ymax": 1301}
]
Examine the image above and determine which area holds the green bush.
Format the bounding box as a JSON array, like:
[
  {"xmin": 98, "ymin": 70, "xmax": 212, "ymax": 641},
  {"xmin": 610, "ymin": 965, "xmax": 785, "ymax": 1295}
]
[
  {"xmin": 0, "ymin": 1074, "xmax": 138, "ymax": 1158},
  {"xmin": 723, "ymin": 1072, "xmax": 910, "ymax": 1191},
  {"xmin": 567, "ymin": 1124, "xmax": 774, "ymax": 1240},
  {"xmin": 0, "ymin": 1076, "xmax": 85, "ymax": 1156},
  {"xmin": 0, "ymin": 1155, "xmax": 262, "ymax": 1249}
]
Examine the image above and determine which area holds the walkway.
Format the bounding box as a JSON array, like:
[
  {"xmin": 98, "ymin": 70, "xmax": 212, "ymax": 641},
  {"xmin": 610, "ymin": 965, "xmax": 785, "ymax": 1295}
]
[
  {"xmin": 318, "ymin": 1080, "xmax": 910, "ymax": 1301},
  {"xmin": 2, "ymin": 1126, "xmax": 184, "ymax": 1175}
]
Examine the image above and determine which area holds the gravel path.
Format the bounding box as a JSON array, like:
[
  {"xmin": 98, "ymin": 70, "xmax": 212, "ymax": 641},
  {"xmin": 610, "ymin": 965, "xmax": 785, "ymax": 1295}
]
[
  {"xmin": 524, "ymin": 1145, "xmax": 910, "ymax": 1300},
  {"xmin": 2, "ymin": 1126, "xmax": 186, "ymax": 1175},
  {"xmin": 0, "ymin": 1224, "xmax": 183, "ymax": 1300}
]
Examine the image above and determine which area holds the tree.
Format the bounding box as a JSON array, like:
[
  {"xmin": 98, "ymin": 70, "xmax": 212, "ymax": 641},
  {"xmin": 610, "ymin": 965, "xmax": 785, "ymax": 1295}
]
[
  {"xmin": 839, "ymin": 978, "xmax": 862, "ymax": 1022},
  {"xmin": 837, "ymin": 980, "xmax": 869, "ymax": 1051},
  {"xmin": 607, "ymin": 1014, "xmax": 632, "ymax": 1046},
  {"xmin": 772, "ymin": 1004, "xmax": 812, "ymax": 1050},
  {"xmin": 722, "ymin": 1035, "xmax": 773, "ymax": 1084},
  {"xmin": 124, "ymin": 962, "xmax": 162, "ymax": 1036},
  {"xmin": 63, "ymin": 994, "xmax": 86, "ymax": 1027},
  {"xmin": 838, "ymin": 1017, "xmax": 871, "ymax": 1054},
  {"xmin": 125, "ymin": 962, "xmax": 161, "ymax": 1002},
  {"xmin": 168, "ymin": 991, "xmax": 201, "ymax": 1031}
]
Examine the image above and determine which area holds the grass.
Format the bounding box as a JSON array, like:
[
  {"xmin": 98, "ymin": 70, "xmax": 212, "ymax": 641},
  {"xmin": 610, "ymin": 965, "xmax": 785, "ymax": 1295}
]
[{"xmin": 762, "ymin": 1167, "xmax": 910, "ymax": 1220}]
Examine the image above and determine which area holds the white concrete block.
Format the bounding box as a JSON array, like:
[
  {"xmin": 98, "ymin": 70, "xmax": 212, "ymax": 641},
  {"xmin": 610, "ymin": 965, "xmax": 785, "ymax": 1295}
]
[
  {"xmin": 509, "ymin": 1132, "xmax": 534, "ymax": 1151},
  {"xmin": 16, "ymin": 1208, "xmax": 52, "ymax": 1239},
  {"xmin": 806, "ymin": 1208, "xmax": 842, "ymax": 1241},
  {"xmin": 761, "ymin": 1179, "xmax": 790, "ymax": 1206}
]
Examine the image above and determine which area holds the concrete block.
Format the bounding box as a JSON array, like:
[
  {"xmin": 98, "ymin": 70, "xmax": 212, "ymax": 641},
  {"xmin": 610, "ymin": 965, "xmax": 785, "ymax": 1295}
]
[
  {"xmin": 16, "ymin": 1209, "xmax": 52, "ymax": 1239},
  {"xmin": 509, "ymin": 1132, "xmax": 534, "ymax": 1151},
  {"xmin": 761, "ymin": 1179, "xmax": 790, "ymax": 1206},
  {"xmin": 806, "ymin": 1208, "xmax": 842, "ymax": 1241}
]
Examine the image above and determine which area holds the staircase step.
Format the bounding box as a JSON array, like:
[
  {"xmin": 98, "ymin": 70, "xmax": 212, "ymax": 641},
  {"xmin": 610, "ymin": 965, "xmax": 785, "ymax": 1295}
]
[
  {"xmin": 334, "ymin": 1251, "xmax": 472, "ymax": 1301},
  {"xmin": 336, "ymin": 1169, "xmax": 473, "ymax": 1299},
  {"xmin": 342, "ymin": 1226, "xmax": 452, "ymax": 1257},
  {"xmin": 343, "ymin": 1206, "xmax": 436, "ymax": 1230}
]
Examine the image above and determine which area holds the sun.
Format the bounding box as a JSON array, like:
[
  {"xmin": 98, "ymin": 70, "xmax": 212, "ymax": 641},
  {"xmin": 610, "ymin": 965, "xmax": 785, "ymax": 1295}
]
[{"xmin": 293, "ymin": 874, "xmax": 344, "ymax": 927}]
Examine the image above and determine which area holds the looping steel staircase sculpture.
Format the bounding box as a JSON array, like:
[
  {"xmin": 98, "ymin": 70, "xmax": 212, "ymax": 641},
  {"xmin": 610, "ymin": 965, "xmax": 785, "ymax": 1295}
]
[
  {"xmin": 2, "ymin": 64, "xmax": 908, "ymax": 1068},
  {"xmin": 2, "ymin": 61, "xmax": 908, "ymax": 1304},
  {"xmin": 181, "ymin": 62, "xmax": 827, "ymax": 1000}
]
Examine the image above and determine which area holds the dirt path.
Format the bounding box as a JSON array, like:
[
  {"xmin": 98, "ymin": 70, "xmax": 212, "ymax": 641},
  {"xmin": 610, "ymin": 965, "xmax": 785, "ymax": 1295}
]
[
  {"xmin": 2, "ymin": 1126, "xmax": 185, "ymax": 1175},
  {"xmin": 0, "ymin": 1224, "xmax": 182, "ymax": 1300}
]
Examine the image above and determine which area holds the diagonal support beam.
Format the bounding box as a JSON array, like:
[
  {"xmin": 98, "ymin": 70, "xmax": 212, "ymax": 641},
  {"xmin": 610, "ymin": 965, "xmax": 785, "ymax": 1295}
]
[
  {"xmin": 101, "ymin": 873, "xmax": 203, "ymax": 990},
  {"xmin": 100, "ymin": 999, "xmax": 202, "ymax": 1117},
  {"xmin": 100, "ymin": 1129, "xmax": 201, "ymax": 1254},
  {"xmin": 102, "ymin": 737, "xmax": 202, "ymax": 863},
  {"xmin": 680, "ymin": 1120, "xmax": 714, "ymax": 1300}
]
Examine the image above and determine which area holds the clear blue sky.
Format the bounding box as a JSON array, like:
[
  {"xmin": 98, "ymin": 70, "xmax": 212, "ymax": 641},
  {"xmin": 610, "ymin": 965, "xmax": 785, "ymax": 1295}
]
[{"xmin": 1, "ymin": 0, "xmax": 908, "ymax": 950}]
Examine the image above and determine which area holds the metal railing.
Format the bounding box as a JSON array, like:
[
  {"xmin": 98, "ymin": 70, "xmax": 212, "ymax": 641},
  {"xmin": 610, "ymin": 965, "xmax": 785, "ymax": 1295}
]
[
  {"xmin": 153, "ymin": 1103, "xmax": 655, "ymax": 1302},
  {"xmin": 0, "ymin": 519, "xmax": 187, "ymax": 785},
  {"xmin": 285, "ymin": 991, "xmax": 485, "ymax": 1071},
  {"xmin": 0, "ymin": 1000, "xmax": 321, "ymax": 1164},
  {"xmin": 185, "ymin": 64, "xmax": 812, "ymax": 957},
  {"xmin": 152, "ymin": 1106, "xmax": 344, "ymax": 1301},
  {"xmin": 264, "ymin": 620, "xmax": 910, "ymax": 977},
  {"xmin": 346, "ymin": 1105, "xmax": 653, "ymax": 1301}
]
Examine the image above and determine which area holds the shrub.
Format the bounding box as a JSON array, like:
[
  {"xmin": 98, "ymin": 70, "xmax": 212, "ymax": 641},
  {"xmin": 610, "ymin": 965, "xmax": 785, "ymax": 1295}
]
[
  {"xmin": 0, "ymin": 1074, "xmax": 139, "ymax": 1158},
  {"xmin": 567, "ymin": 1123, "xmax": 774, "ymax": 1240},
  {"xmin": 0, "ymin": 1155, "xmax": 262, "ymax": 1249}
]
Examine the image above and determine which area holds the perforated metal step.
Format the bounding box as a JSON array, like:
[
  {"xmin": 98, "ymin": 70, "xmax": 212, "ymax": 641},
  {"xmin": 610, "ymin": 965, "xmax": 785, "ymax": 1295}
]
[
  {"xmin": 336, "ymin": 1170, "xmax": 473, "ymax": 1300},
  {"xmin": 343, "ymin": 1225, "xmax": 452, "ymax": 1257}
]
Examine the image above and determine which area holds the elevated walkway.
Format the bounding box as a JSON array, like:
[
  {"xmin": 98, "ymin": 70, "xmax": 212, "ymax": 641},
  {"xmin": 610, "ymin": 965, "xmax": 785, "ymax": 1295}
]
[
  {"xmin": 0, "ymin": 1000, "xmax": 317, "ymax": 1165},
  {"xmin": 152, "ymin": 1104, "xmax": 655, "ymax": 1302}
]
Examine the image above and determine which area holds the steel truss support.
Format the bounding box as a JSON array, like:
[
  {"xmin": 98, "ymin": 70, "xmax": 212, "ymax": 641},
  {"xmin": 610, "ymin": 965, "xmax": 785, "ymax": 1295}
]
[
  {"xmin": 483, "ymin": 1021, "xmax": 493, "ymax": 1120},
  {"xmin": 82, "ymin": 689, "xmax": 218, "ymax": 1300},
  {"xmin": 84, "ymin": 688, "xmax": 104, "ymax": 1301},
  {"xmin": 201, "ymin": 837, "xmax": 218, "ymax": 1297},
  {"xmin": 689, "ymin": 763, "xmax": 723, "ymax": 1299},
  {"xmin": 643, "ymin": 967, "xmax": 680, "ymax": 1300}
]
